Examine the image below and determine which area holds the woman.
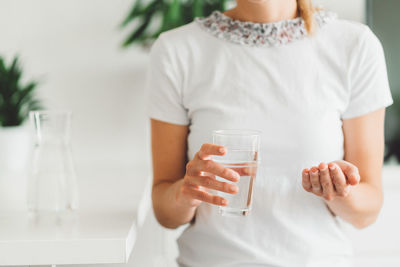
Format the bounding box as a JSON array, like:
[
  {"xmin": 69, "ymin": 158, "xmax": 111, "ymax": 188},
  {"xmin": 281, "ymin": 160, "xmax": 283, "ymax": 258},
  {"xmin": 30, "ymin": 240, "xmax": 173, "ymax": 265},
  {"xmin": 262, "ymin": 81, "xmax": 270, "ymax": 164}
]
[{"xmin": 147, "ymin": 0, "xmax": 393, "ymax": 266}]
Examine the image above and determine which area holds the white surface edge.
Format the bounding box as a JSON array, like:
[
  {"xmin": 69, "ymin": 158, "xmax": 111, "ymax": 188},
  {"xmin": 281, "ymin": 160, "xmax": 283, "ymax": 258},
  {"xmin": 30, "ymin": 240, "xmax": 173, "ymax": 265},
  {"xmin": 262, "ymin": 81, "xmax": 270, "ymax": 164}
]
[
  {"xmin": 0, "ymin": 239, "xmax": 126, "ymax": 265},
  {"xmin": 125, "ymin": 175, "xmax": 152, "ymax": 263}
]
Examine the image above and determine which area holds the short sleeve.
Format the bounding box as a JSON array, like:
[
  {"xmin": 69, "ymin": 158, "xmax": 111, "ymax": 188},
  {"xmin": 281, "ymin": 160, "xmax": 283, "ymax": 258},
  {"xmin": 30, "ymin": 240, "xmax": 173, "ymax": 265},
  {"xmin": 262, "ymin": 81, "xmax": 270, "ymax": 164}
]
[
  {"xmin": 146, "ymin": 35, "xmax": 189, "ymax": 125},
  {"xmin": 341, "ymin": 27, "xmax": 393, "ymax": 119}
]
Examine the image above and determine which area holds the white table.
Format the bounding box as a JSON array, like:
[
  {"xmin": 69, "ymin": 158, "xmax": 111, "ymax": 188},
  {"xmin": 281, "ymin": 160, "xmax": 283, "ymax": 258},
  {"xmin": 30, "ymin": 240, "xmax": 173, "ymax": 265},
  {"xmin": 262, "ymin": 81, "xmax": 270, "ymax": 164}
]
[{"xmin": 0, "ymin": 163, "xmax": 151, "ymax": 266}]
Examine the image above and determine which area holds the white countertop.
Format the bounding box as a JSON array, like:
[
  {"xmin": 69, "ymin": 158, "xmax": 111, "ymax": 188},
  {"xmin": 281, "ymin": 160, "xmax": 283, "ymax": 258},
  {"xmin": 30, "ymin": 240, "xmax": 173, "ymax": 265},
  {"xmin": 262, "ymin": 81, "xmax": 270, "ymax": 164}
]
[{"xmin": 0, "ymin": 163, "xmax": 151, "ymax": 266}]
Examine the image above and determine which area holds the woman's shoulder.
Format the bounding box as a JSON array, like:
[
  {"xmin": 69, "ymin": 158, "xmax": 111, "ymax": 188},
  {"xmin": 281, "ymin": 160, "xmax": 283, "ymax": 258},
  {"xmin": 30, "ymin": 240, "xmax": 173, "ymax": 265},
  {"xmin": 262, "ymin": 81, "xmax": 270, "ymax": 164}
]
[
  {"xmin": 320, "ymin": 18, "xmax": 377, "ymax": 49},
  {"xmin": 154, "ymin": 22, "xmax": 206, "ymax": 51},
  {"xmin": 160, "ymin": 22, "xmax": 200, "ymax": 38},
  {"xmin": 150, "ymin": 21, "xmax": 212, "ymax": 67}
]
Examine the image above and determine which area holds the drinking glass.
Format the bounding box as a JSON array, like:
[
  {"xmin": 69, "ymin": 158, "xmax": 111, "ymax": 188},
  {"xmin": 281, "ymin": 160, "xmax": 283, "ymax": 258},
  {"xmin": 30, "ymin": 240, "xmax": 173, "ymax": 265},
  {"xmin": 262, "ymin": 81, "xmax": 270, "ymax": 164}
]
[
  {"xmin": 212, "ymin": 129, "xmax": 260, "ymax": 216},
  {"xmin": 28, "ymin": 111, "xmax": 78, "ymax": 212}
]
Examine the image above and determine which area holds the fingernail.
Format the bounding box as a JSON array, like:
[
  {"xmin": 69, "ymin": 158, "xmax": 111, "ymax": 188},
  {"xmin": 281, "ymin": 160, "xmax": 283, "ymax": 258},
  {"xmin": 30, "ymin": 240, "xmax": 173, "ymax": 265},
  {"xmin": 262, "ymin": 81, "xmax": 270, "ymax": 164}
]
[
  {"xmin": 311, "ymin": 167, "xmax": 318, "ymax": 174},
  {"xmin": 229, "ymin": 185, "xmax": 238, "ymax": 192},
  {"xmin": 352, "ymin": 174, "xmax": 360, "ymax": 183},
  {"xmin": 219, "ymin": 147, "xmax": 226, "ymax": 153},
  {"xmin": 221, "ymin": 199, "xmax": 228, "ymax": 205},
  {"xmin": 233, "ymin": 171, "xmax": 240, "ymax": 180},
  {"xmin": 329, "ymin": 164, "xmax": 336, "ymax": 171}
]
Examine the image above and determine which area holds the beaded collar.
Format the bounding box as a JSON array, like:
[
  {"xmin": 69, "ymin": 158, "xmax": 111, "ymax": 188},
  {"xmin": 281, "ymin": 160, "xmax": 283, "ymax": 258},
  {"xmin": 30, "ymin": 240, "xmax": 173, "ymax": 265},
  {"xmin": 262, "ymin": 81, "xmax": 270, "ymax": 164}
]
[{"xmin": 195, "ymin": 10, "xmax": 337, "ymax": 47}]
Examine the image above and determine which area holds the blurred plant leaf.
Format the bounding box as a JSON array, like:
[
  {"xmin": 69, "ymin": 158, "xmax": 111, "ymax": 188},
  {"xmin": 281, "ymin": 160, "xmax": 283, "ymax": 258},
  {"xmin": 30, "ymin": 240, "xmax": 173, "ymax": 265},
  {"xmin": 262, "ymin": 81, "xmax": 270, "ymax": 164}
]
[
  {"xmin": 120, "ymin": 0, "xmax": 145, "ymax": 27},
  {"xmin": 192, "ymin": 0, "xmax": 204, "ymax": 17},
  {"xmin": 120, "ymin": 0, "xmax": 232, "ymax": 47},
  {"xmin": 0, "ymin": 56, "xmax": 42, "ymax": 127}
]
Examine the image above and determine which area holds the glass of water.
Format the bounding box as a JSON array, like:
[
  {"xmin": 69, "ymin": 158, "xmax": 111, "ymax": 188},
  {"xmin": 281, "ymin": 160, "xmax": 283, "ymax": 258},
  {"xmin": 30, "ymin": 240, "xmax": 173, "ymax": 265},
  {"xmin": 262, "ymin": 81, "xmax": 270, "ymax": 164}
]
[{"xmin": 212, "ymin": 129, "xmax": 260, "ymax": 216}]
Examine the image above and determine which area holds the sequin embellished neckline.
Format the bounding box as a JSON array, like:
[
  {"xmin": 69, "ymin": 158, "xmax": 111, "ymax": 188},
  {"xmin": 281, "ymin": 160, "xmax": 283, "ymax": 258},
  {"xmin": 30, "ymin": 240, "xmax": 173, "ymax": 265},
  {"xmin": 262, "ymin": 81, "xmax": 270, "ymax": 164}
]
[{"xmin": 195, "ymin": 10, "xmax": 337, "ymax": 47}]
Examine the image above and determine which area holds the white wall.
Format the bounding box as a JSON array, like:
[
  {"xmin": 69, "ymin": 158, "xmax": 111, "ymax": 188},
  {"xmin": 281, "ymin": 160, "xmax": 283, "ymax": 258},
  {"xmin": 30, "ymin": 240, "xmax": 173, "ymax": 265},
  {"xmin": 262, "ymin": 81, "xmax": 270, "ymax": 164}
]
[
  {"xmin": 315, "ymin": 0, "xmax": 366, "ymax": 22},
  {"xmin": 0, "ymin": 0, "xmax": 150, "ymax": 167}
]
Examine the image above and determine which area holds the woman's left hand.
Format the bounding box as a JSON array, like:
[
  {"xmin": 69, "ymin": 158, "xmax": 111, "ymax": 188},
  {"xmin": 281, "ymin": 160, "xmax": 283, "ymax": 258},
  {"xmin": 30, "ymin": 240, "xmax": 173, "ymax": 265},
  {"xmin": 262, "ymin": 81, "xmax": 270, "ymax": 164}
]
[{"xmin": 302, "ymin": 160, "xmax": 361, "ymax": 201}]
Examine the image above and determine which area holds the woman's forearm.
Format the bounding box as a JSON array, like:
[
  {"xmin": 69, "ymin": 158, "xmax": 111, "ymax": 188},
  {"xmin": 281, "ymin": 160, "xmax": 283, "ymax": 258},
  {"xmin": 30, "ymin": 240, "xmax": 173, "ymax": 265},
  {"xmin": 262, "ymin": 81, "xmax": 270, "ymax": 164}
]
[
  {"xmin": 152, "ymin": 179, "xmax": 197, "ymax": 229},
  {"xmin": 326, "ymin": 182, "xmax": 383, "ymax": 229}
]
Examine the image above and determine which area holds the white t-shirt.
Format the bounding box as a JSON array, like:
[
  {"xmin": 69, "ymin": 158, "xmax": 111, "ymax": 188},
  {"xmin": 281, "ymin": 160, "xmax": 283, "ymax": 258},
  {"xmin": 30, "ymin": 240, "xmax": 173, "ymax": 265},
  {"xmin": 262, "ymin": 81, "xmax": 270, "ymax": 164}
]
[{"xmin": 146, "ymin": 10, "xmax": 393, "ymax": 267}]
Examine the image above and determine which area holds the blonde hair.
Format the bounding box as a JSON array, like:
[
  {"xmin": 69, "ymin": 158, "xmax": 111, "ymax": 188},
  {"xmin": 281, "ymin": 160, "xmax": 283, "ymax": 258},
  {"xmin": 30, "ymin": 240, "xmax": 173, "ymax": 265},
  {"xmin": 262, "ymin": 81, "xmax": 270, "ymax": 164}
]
[{"xmin": 297, "ymin": 0, "xmax": 316, "ymax": 35}]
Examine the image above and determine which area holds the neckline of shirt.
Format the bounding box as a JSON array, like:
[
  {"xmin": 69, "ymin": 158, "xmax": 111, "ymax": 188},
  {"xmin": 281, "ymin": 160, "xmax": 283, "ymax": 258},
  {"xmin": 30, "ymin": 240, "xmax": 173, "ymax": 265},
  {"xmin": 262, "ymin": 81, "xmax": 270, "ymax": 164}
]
[{"xmin": 195, "ymin": 9, "xmax": 337, "ymax": 47}]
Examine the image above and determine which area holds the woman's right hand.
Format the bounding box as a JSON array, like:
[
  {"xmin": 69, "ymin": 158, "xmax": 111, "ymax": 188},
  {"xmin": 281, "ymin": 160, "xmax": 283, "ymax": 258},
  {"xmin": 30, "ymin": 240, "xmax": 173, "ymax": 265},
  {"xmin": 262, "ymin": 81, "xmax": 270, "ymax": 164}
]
[{"xmin": 177, "ymin": 143, "xmax": 241, "ymax": 208}]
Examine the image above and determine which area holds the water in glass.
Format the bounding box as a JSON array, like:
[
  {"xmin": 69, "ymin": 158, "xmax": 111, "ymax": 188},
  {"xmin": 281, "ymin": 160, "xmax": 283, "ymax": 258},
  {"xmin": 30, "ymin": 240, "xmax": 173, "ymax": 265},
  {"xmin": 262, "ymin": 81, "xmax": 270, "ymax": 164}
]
[{"xmin": 213, "ymin": 130, "xmax": 260, "ymax": 216}]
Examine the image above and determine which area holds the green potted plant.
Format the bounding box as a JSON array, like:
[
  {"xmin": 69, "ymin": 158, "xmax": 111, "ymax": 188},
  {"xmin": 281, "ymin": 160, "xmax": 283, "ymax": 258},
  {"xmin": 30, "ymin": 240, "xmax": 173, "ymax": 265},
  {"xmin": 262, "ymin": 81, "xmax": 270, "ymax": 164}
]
[
  {"xmin": 0, "ymin": 55, "xmax": 41, "ymax": 172},
  {"xmin": 120, "ymin": 0, "xmax": 232, "ymax": 47}
]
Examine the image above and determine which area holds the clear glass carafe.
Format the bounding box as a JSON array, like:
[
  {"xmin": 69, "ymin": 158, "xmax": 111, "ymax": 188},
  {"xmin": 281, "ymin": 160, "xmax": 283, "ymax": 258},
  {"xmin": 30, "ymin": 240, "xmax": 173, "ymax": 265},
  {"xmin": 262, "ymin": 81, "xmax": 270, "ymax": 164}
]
[{"xmin": 28, "ymin": 111, "xmax": 78, "ymax": 212}]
